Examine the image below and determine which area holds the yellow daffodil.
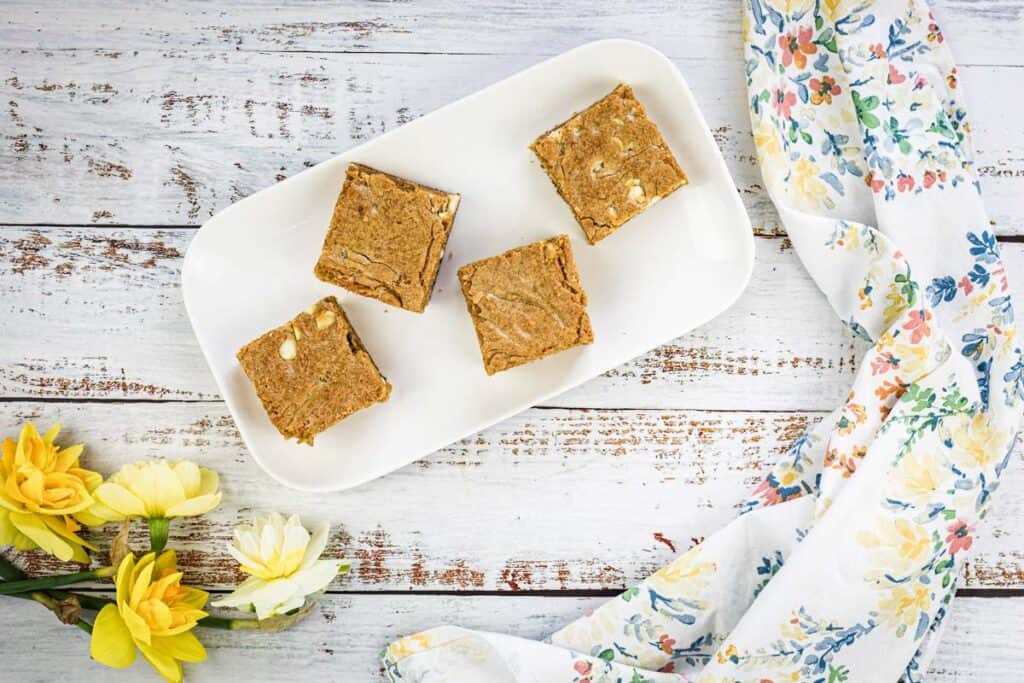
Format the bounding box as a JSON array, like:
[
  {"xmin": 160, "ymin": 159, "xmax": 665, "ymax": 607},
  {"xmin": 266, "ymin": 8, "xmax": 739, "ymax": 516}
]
[
  {"xmin": 0, "ymin": 423, "xmax": 103, "ymax": 562},
  {"xmin": 212, "ymin": 512, "xmax": 349, "ymax": 619},
  {"xmin": 89, "ymin": 460, "xmax": 222, "ymax": 550},
  {"xmin": 90, "ymin": 551, "xmax": 208, "ymax": 683}
]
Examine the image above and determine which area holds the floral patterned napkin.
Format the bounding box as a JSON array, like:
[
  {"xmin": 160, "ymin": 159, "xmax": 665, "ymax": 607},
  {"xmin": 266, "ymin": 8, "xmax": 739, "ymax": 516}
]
[{"xmin": 383, "ymin": 1, "xmax": 1022, "ymax": 680}]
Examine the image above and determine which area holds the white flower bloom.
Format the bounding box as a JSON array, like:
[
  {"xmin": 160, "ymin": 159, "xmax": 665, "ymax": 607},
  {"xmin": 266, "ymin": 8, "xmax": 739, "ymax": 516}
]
[{"xmin": 212, "ymin": 512, "xmax": 350, "ymax": 619}]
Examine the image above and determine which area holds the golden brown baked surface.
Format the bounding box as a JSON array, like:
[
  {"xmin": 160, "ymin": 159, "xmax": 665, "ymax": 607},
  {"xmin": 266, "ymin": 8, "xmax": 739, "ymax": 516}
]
[
  {"xmin": 457, "ymin": 234, "xmax": 594, "ymax": 375},
  {"xmin": 236, "ymin": 297, "xmax": 391, "ymax": 445},
  {"xmin": 530, "ymin": 84, "xmax": 688, "ymax": 244},
  {"xmin": 315, "ymin": 163, "xmax": 460, "ymax": 313}
]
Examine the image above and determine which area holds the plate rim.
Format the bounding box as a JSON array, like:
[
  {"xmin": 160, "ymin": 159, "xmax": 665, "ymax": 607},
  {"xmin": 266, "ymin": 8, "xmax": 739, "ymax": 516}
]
[{"xmin": 182, "ymin": 38, "xmax": 756, "ymax": 492}]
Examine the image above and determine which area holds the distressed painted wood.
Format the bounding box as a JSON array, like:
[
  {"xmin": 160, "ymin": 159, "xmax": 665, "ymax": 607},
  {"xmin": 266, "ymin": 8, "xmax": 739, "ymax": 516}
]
[
  {"xmin": 9, "ymin": 227, "xmax": 1024, "ymax": 410},
  {"xmin": 1, "ymin": 227, "xmax": 863, "ymax": 408},
  {"xmin": 3, "ymin": 594, "xmax": 1022, "ymax": 681},
  {"xmin": 3, "ymin": 401, "xmax": 1022, "ymax": 590},
  {"xmin": 3, "ymin": 0, "xmax": 1021, "ymax": 65},
  {"xmin": 1, "ymin": 50, "xmax": 1022, "ymax": 231}
]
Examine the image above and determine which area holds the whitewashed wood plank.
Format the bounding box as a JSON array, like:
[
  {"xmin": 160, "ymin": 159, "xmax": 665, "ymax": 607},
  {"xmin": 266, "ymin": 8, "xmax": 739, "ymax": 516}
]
[
  {"xmin": 2, "ymin": 0, "xmax": 1019, "ymax": 66},
  {"xmin": 0, "ymin": 227, "xmax": 865, "ymax": 409},
  {"xmin": 2, "ymin": 401, "xmax": 1021, "ymax": 590},
  {"xmin": 1, "ymin": 50, "xmax": 1020, "ymax": 232},
  {"xmin": 1, "ymin": 593, "xmax": 1020, "ymax": 681}
]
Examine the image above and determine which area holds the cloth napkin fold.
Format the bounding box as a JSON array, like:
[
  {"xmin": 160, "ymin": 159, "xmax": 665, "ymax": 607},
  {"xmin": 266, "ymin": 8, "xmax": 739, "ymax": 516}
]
[{"xmin": 383, "ymin": 1, "xmax": 1022, "ymax": 680}]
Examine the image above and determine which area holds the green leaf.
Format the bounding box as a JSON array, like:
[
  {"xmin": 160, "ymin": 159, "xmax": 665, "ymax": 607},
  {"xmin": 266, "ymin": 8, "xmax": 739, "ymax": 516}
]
[
  {"xmin": 598, "ymin": 648, "xmax": 615, "ymax": 662},
  {"xmin": 860, "ymin": 112, "xmax": 880, "ymax": 129},
  {"xmin": 800, "ymin": 130, "xmax": 813, "ymax": 144}
]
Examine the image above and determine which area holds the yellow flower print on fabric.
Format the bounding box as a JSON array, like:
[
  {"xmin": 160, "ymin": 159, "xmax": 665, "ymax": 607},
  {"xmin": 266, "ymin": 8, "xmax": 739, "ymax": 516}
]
[
  {"xmin": 875, "ymin": 583, "xmax": 931, "ymax": 634},
  {"xmin": 946, "ymin": 413, "xmax": 1006, "ymax": 471},
  {"xmin": 790, "ymin": 158, "xmax": 830, "ymax": 209},
  {"xmin": 648, "ymin": 547, "xmax": 714, "ymax": 598},
  {"xmin": 888, "ymin": 451, "xmax": 949, "ymax": 507},
  {"xmin": 856, "ymin": 516, "xmax": 932, "ymax": 579}
]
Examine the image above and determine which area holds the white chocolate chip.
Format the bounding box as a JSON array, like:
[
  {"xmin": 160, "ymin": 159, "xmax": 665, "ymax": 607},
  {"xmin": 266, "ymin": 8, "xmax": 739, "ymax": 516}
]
[
  {"xmin": 648, "ymin": 195, "xmax": 662, "ymax": 206},
  {"xmin": 292, "ymin": 324, "xmax": 302, "ymax": 340},
  {"xmin": 304, "ymin": 304, "xmax": 317, "ymax": 315},
  {"xmin": 315, "ymin": 309, "xmax": 337, "ymax": 330},
  {"xmin": 279, "ymin": 336, "xmax": 297, "ymax": 360},
  {"xmin": 627, "ymin": 184, "xmax": 645, "ymax": 204},
  {"xmin": 610, "ymin": 136, "xmax": 624, "ymax": 152},
  {"xmin": 590, "ymin": 159, "xmax": 605, "ymax": 177},
  {"xmin": 607, "ymin": 206, "xmax": 618, "ymax": 219}
]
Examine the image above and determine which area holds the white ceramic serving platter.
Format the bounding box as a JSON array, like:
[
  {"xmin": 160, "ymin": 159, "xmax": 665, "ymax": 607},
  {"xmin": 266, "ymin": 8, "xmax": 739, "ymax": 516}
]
[{"xmin": 182, "ymin": 39, "xmax": 755, "ymax": 492}]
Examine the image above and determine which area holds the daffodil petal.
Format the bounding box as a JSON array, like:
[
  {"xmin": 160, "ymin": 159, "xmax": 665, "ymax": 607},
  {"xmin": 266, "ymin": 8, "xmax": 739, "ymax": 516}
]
[
  {"xmin": 171, "ymin": 461, "xmax": 201, "ymax": 497},
  {"xmin": 94, "ymin": 482, "xmax": 147, "ymax": 518},
  {"xmin": 90, "ymin": 604, "xmax": 137, "ymax": 669},
  {"xmin": 301, "ymin": 521, "xmax": 330, "ymax": 570},
  {"xmin": 137, "ymin": 641, "xmax": 184, "ymax": 683},
  {"xmin": 196, "ymin": 468, "xmax": 219, "ymax": 497},
  {"xmin": 8, "ymin": 511, "xmax": 75, "ymax": 562},
  {"xmin": 250, "ymin": 578, "xmax": 302, "ymax": 620},
  {"xmin": 122, "ymin": 605, "xmax": 153, "ymax": 646},
  {"xmin": 164, "ymin": 492, "xmax": 221, "ymax": 518},
  {"xmin": 151, "ymin": 462, "xmax": 187, "ymax": 516},
  {"xmin": 150, "ymin": 632, "xmax": 207, "ymax": 664},
  {"xmin": 292, "ymin": 560, "xmax": 342, "ymax": 595}
]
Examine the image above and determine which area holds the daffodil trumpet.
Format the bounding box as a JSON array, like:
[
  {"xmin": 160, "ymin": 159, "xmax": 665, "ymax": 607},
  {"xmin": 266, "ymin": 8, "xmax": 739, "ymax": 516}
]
[{"xmin": 0, "ymin": 564, "xmax": 114, "ymax": 595}]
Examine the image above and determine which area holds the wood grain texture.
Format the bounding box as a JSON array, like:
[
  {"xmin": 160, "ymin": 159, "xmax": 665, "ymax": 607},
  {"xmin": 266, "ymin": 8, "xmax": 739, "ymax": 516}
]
[
  {"xmin": 0, "ymin": 227, "xmax": 864, "ymax": 408},
  {"xmin": 2, "ymin": 401, "xmax": 1021, "ymax": 590},
  {"xmin": 9, "ymin": 228, "xmax": 1024, "ymax": 410},
  {"xmin": 1, "ymin": 50, "xmax": 1021, "ymax": 231},
  {"xmin": 3, "ymin": 0, "xmax": 1021, "ymax": 64},
  {"xmin": 2, "ymin": 594, "xmax": 1021, "ymax": 681}
]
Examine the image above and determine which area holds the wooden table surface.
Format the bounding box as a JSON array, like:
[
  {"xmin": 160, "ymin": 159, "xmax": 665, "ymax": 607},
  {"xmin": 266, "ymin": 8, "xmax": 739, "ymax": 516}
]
[{"xmin": 2, "ymin": 2, "xmax": 1022, "ymax": 680}]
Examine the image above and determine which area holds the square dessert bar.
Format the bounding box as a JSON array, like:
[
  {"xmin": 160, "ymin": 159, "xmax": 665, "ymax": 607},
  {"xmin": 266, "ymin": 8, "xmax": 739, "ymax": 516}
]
[
  {"xmin": 315, "ymin": 163, "xmax": 460, "ymax": 313},
  {"xmin": 458, "ymin": 234, "xmax": 594, "ymax": 375},
  {"xmin": 236, "ymin": 297, "xmax": 391, "ymax": 445},
  {"xmin": 530, "ymin": 84, "xmax": 688, "ymax": 244}
]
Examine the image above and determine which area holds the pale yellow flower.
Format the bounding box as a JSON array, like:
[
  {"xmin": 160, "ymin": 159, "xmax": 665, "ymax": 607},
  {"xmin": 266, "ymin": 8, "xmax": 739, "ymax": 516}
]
[
  {"xmin": 89, "ymin": 460, "xmax": 222, "ymax": 523},
  {"xmin": 90, "ymin": 551, "xmax": 208, "ymax": 683},
  {"xmin": 212, "ymin": 512, "xmax": 349, "ymax": 619},
  {"xmin": 753, "ymin": 120, "xmax": 785, "ymax": 186},
  {"xmin": 949, "ymin": 413, "xmax": 1006, "ymax": 471},
  {"xmin": 790, "ymin": 157, "xmax": 828, "ymax": 208},
  {"xmin": 876, "ymin": 583, "xmax": 931, "ymax": 630},
  {"xmin": 889, "ymin": 451, "xmax": 948, "ymax": 506},
  {"xmin": 856, "ymin": 516, "xmax": 932, "ymax": 577},
  {"xmin": 648, "ymin": 546, "xmax": 714, "ymax": 598},
  {"xmin": 386, "ymin": 632, "xmax": 436, "ymax": 663},
  {"xmin": 0, "ymin": 423, "xmax": 102, "ymax": 562},
  {"xmin": 891, "ymin": 343, "xmax": 930, "ymax": 379}
]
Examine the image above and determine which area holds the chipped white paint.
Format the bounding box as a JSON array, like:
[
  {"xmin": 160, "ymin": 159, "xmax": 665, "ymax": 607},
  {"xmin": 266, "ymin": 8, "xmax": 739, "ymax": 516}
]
[
  {"xmin": 1, "ymin": 52, "xmax": 1022, "ymax": 230},
  {"xmin": 0, "ymin": 228, "xmax": 866, "ymax": 408},
  {"xmin": 2, "ymin": 402, "xmax": 1022, "ymax": 591}
]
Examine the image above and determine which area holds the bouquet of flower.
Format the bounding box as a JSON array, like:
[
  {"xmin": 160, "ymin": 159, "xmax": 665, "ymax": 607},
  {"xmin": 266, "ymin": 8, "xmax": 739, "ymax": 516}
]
[{"xmin": 0, "ymin": 423, "xmax": 351, "ymax": 682}]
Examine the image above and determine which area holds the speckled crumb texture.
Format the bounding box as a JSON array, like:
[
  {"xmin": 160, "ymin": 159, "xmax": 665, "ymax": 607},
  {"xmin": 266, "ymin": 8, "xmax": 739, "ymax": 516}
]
[
  {"xmin": 530, "ymin": 84, "xmax": 688, "ymax": 244},
  {"xmin": 457, "ymin": 234, "xmax": 594, "ymax": 375},
  {"xmin": 236, "ymin": 297, "xmax": 391, "ymax": 445},
  {"xmin": 315, "ymin": 163, "xmax": 461, "ymax": 312}
]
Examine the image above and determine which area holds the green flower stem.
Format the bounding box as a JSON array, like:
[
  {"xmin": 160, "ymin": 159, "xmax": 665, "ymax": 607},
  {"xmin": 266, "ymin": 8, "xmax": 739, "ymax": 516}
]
[
  {"xmin": 0, "ymin": 554, "xmax": 26, "ymax": 581},
  {"xmin": 200, "ymin": 600, "xmax": 318, "ymax": 632},
  {"xmin": 0, "ymin": 566, "xmax": 114, "ymax": 595},
  {"xmin": 148, "ymin": 517, "xmax": 170, "ymax": 552}
]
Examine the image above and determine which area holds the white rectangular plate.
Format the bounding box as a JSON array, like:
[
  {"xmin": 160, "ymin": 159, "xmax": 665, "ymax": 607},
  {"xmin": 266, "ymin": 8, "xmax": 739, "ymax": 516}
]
[{"xmin": 182, "ymin": 39, "xmax": 754, "ymax": 492}]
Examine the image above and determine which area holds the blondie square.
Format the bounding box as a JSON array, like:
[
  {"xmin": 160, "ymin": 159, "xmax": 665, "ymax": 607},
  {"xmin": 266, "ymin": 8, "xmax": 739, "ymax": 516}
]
[
  {"xmin": 236, "ymin": 297, "xmax": 391, "ymax": 445},
  {"xmin": 457, "ymin": 234, "xmax": 594, "ymax": 375},
  {"xmin": 315, "ymin": 163, "xmax": 460, "ymax": 312},
  {"xmin": 530, "ymin": 84, "xmax": 688, "ymax": 244}
]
